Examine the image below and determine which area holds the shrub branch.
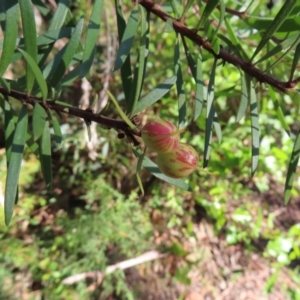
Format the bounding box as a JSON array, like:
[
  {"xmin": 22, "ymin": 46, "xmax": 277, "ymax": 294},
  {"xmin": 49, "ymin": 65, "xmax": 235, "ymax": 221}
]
[
  {"xmin": 138, "ymin": 0, "xmax": 297, "ymax": 93},
  {"xmin": 0, "ymin": 86, "xmax": 141, "ymax": 145}
]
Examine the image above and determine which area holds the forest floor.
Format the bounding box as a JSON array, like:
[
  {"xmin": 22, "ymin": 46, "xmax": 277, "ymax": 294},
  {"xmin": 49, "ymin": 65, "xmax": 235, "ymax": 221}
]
[{"xmin": 123, "ymin": 188, "xmax": 300, "ymax": 300}]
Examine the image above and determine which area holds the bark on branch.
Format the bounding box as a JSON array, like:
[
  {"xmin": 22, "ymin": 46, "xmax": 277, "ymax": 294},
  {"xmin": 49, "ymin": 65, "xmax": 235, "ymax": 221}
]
[
  {"xmin": 0, "ymin": 86, "xmax": 141, "ymax": 145},
  {"xmin": 138, "ymin": 0, "xmax": 297, "ymax": 93}
]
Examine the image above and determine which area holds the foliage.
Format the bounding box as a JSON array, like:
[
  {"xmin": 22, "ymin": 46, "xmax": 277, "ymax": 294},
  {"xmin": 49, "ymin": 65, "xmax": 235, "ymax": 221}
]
[{"xmin": 1, "ymin": 0, "xmax": 300, "ymax": 298}]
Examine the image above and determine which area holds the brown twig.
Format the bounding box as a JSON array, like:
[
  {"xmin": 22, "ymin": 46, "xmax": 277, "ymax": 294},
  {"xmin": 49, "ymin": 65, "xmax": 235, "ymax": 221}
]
[
  {"xmin": 138, "ymin": 0, "xmax": 297, "ymax": 93},
  {"xmin": 0, "ymin": 86, "xmax": 141, "ymax": 145}
]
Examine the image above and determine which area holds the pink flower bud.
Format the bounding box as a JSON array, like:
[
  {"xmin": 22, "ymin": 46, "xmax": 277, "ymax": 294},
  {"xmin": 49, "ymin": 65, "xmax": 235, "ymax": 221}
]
[
  {"xmin": 156, "ymin": 143, "xmax": 199, "ymax": 178},
  {"xmin": 141, "ymin": 119, "xmax": 184, "ymax": 153}
]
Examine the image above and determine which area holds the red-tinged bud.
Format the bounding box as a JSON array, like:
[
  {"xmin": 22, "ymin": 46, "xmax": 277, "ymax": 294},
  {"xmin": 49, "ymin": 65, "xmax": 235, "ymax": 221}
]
[
  {"xmin": 156, "ymin": 143, "xmax": 199, "ymax": 178},
  {"xmin": 141, "ymin": 119, "xmax": 185, "ymax": 153}
]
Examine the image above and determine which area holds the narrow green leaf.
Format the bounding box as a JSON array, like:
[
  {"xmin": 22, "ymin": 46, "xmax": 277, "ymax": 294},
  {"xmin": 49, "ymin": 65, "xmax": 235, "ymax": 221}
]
[
  {"xmin": 136, "ymin": 147, "xmax": 146, "ymax": 196},
  {"xmin": 246, "ymin": 76, "xmax": 259, "ymax": 176},
  {"xmin": 204, "ymin": 59, "xmax": 218, "ymax": 168},
  {"xmin": 181, "ymin": 40, "xmax": 206, "ymax": 121},
  {"xmin": 194, "ymin": 51, "xmax": 204, "ymax": 121},
  {"xmin": 32, "ymin": 103, "xmax": 47, "ymax": 141},
  {"xmin": 0, "ymin": 96, "xmax": 15, "ymax": 163},
  {"xmin": 254, "ymin": 33, "xmax": 300, "ymax": 65},
  {"xmin": 245, "ymin": 16, "xmax": 300, "ymax": 33},
  {"xmin": 264, "ymin": 34, "xmax": 300, "ymax": 73},
  {"xmin": 133, "ymin": 149, "xmax": 191, "ymax": 191},
  {"xmin": 49, "ymin": 0, "xmax": 70, "ymax": 31},
  {"xmin": 174, "ymin": 35, "xmax": 186, "ymax": 128},
  {"xmin": 48, "ymin": 17, "xmax": 84, "ymax": 88},
  {"xmin": 181, "ymin": 0, "xmax": 194, "ymax": 18},
  {"xmin": 210, "ymin": 0, "xmax": 225, "ymax": 40},
  {"xmin": 26, "ymin": 132, "xmax": 39, "ymax": 155},
  {"xmin": 170, "ymin": 0, "xmax": 182, "ymax": 19},
  {"xmin": 37, "ymin": 28, "xmax": 73, "ymax": 47},
  {"xmin": 236, "ymin": 74, "xmax": 248, "ymax": 122},
  {"xmin": 39, "ymin": 121, "xmax": 52, "ymax": 189},
  {"xmin": 0, "ymin": 77, "xmax": 11, "ymax": 92},
  {"xmin": 115, "ymin": 0, "xmax": 132, "ymax": 108},
  {"xmin": 17, "ymin": 48, "xmax": 48, "ymax": 101},
  {"xmin": 127, "ymin": 7, "xmax": 149, "ymax": 115},
  {"xmin": 197, "ymin": 0, "xmax": 219, "ymax": 30},
  {"xmin": 32, "ymin": 0, "xmax": 51, "ymax": 18},
  {"xmin": 224, "ymin": 18, "xmax": 249, "ymax": 60},
  {"xmin": 114, "ymin": 5, "xmax": 139, "ymax": 71},
  {"xmin": 0, "ymin": 0, "xmax": 19, "ymax": 77},
  {"xmin": 269, "ymin": 85, "xmax": 290, "ymax": 135},
  {"xmin": 164, "ymin": 17, "xmax": 174, "ymax": 32},
  {"xmin": 290, "ymin": 43, "xmax": 300, "ymax": 80},
  {"xmin": 19, "ymin": 0, "xmax": 38, "ymax": 93},
  {"xmin": 5, "ymin": 105, "xmax": 28, "ymax": 225},
  {"xmin": 49, "ymin": 111, "xmax": 62, "ymax": 146},
  {"xmin": 250, "ymin": 0, "xmax": 297, "ymax": 61},
  {"xmin": 80, "ymin": 0, "xmax": 104, "ymax": 78},
  {"xmin": 105, "ymin": 90, "xmax": 136, "ymax": 130},
  {"xmin": 182, "ymin": 36, "xmax": 196, "ymax": 78},
  {"xmin": 284, "ymin": 128, "xmax": 300, "ymax": 205},
  {"xmin": 132, "ymin": 76, "xmax": 177, "ymax": 115},
  {"xmin": 213, "ymin": 111, "xmax": 222, "ymax": 145}
]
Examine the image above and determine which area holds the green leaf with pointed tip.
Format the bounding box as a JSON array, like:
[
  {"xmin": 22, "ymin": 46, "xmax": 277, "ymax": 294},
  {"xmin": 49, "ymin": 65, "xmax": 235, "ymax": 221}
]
[
  {"xmin": 49, "ymin": 111, "xmax": 62, "ymax": 146},
  {"xmin": 133, "ymin": 149, "xmax": 191, "ymax": 191},
  {"xmin": 174, "ymin": 35, "xmax": 186, "ymax": 129},
  {"xmin": 284, "ymin": 128, "xmax": 300, "ymax": 205},
  {"xmin": 0, "ymin": 96, "xmax": 15, "ymax": 164},
  {"xmin": 32, "ymin": 103, "xmax": 47, "ymax": 141},
  {"xmin": 37, "ymin": 28, "xmax": 73, "ymax": 47},
  {"xmin": 49, "ymin": 0, "xmax": 70, "ymax": 31},
  {"xmin": 197, "ymin": 0, "xmax": 219, "ymax": 30},
  {"xmin": 194, "ymin": 51, "xmax": 204, "ymax": 121},
  {"xmin": 128, "ymin": 7, "xmax": 149, "ymax": 115},
  {"xmin": 245, "ymin": 16, "xmax": 300, "ymax": 33},
  {"xmin": 0, "ymin": 77, "xmax": 10, "ymax": 92},
  {"xmin": 132, "ymin": 76, "xmax": 177, "ymax": 115},
  {"xmin": 115, "ymin": 0, "xmax": 132, "ymax": 107},
  {"xmin": 49, "ymin": 17, "xmax": 84, "ymax": 88},
  {"xmin": 210, "ymin": 0, "xmax": 225, "ymax": 40},
  {"xmin": 19, "ymin": 0, "xmax": 38, "ymax": 94},
  {"xmin": 250, "ymin": 0, "xmax": 297, "ymax": 61},
  {"xmin": 136, "ymin": 147, "xmax": 146, "ymax": 196},
  {"xmin": 32, "ymin": 0, "xmax": 51, "ymax": 18},
  {"xmin": 181, "ymin": 0, "xmax": 194, "ymax": 17},
  {"xmin": 236, "ymin": 74, "xmax": 248, "ymax": 122},
  {"xmin": 264, "ymin": 34, "xmax": 300, "ymax": 73},
  {"xmin": 18, "ymin": 48, "xmax": 48, "ymax": 101},
  {"xmin": 164, "ymin": 18, "xmax": 174, "ymax": 32},
  {"xmin": 114, "ymin": 5, "xmax": 138, "ymax": 71},
  {"xmin": 269, "ymin": 85, "xmax": 290, "ymax": 136},
  {"xmin": 106, "ymin": 90, "xmax": 136, "ymax": 130},
  {"xmin": 26, "ymin": 132, "xmax": 39, "ymax": 156},
  {"xmin": 254, "ymin": 33, "xmax": 300, "ymax": 65},
  {"xmin": 181, "ymin": 40, "xmax": 205, "ymax": 121},
  {"xmin": 80, "ymin": 0, "xmax": 104, "ymax": 78},
  {"xmin": 170, "ymin": 0, "xmax": 181, "ymax": 18},
  {"xmin": 0, "ymin": 0, "xmax": 19, "ymax": 77},
  {"xmin": 182, "ymin": 36, "xmax": 196, "ymax": 78},
  {"xmin": 246, "ymin": 76, "xmax": 259, "ymax": 177},
  {"xmin": 5, "ymin": 105, "xmax": 28, "ymax": 225},
  {"xmin": 39, "ymin": 120, "xmax": 52, "ymax": 189},
  {"xmin": 204, "ymin": 59, "xmax": 217, "ymax": 168}
]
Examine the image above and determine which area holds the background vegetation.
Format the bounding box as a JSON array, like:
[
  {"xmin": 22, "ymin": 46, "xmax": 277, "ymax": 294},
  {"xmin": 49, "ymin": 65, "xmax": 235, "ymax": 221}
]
[{"xmin": 1, "ymin": 0, "xmax": 300, "ymax": 299}]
